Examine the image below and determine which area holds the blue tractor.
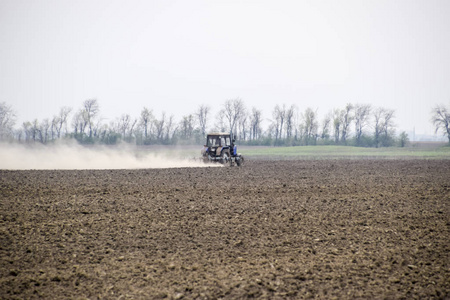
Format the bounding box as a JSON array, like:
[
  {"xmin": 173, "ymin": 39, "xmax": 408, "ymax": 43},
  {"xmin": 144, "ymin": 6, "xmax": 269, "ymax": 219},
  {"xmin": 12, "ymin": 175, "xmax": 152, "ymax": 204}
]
[{"xmin": 201, "ymin": 132, "xmax": 244, "ymax": 166}]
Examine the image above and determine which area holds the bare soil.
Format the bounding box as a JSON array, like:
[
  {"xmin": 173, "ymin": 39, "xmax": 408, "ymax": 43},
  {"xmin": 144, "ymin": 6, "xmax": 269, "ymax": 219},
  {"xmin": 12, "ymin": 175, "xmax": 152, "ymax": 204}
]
[{"xmin": 1, "ymin": 160, "xmax": 449, "ymax": 299}]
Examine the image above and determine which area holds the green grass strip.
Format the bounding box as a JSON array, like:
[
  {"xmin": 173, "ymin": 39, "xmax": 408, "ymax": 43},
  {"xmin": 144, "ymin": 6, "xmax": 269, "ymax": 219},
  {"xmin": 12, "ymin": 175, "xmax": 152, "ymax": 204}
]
[{"xmin": 240, "ymin": 145, "xmax": 450, "ymax": 159}]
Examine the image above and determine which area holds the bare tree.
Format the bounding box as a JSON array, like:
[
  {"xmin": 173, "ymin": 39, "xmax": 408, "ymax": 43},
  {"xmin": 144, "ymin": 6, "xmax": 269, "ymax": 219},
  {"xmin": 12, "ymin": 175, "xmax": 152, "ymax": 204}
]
[
  {"xmin": 285, "ymin": 105, "xmax": 296, "ymax": 139},
  {"xmin": 381, "ymin": 108, "xmax": 395, "ymax": 146},
  {"xmin": 116, "ymin": 114, "xmax": 137, "ymax": 142},
  {"xmin": 51, "ymin": 117, "xmax": 58, "ymax": 140},
  {"xmin": 154, "ymin": 112, "xmax": 166, "ymax": 141},
  {"xmin": 129, "ymin": 118, "xmax": 137, "ymax": 141},
  {"xmin": 108, "ymin": 119, "xmax": 121, "ymax": 138},
  {"xmin": 333, "ymin": 108, "xmax": 342, "ymax": 144},
  {"xmin": 267, "ymin": 123, "xmax": 278, "ymax": 141},
  {"xmin": 272, "ymin": 104, "xmax": 286, "ymax": 142},
  {"xmin": 212, "ymin": 110, "xmax": 227, "ymax": 133},
  {"xmin": 41, "ymin": 118, "xmax": 50, "ymax": 143},
  {"xmin": 118, "ymin": 114, "xmax": 131, "ymax": 139},
  {"xmin": 250, "ymin": 107, "xmax": 262, "ymax": 140},
  {"xmin": 320, "ymin": 111, "xmax": 332, "ymax": 140},
  {"xmin": 179, "ymin": 114, "xmax": 195, "ymax": 140},
  {"xmin": 196, "ymin": 104, "xmax": 210, "ymax": 138},
  {"xmin": 164, "ymin": 115, "xmax": 175, "ymax": 142},
  {"xmin": 431, "ymin": 103, "xmax": 450, "ymax": 143},
  {"xmin": 97, "ymin": 123, "xmax": 109, "ymax": 143},
  {"xmin": 373, "ymin": 107, "xmax": 396, "ymax": 147},
  {"xmin": 302, "ymin": 107, "xmax": 318, "ymax": 145},
  {"xmin": 340, "ymin": 103, "xmax": 353, "ymax": 145},
  {"xmin": 354, "ymin": 104, "xmax": 371, "ymax": 146},
  {"xmin": 82, "ymin": 99, "xmax": 99, "ymax": 138},
  {"xmin": 56, "ymin": 107, "xmax": 72, "ymax": 138},
  {"xmin": 139, "ymin": 107, "xmax": 154, "ymax": 141},
  {"xmin": 14, "ymin": 128, "xmax": 23, "ymax": 142},
  {"xmin": 373, "ymin": 107, "xmax": 384, "ymax": 148},
  {"xmin": 0, "ymin": 102, "xmax": 16, "ymax": 140},
  {"xmin": 31, "ymin": 119, "xmax": 40, "ymax": 142},
  {"xmin": 238, "ymin": 111, "xmax": 248, "ymax": 140},
  {"xmin": 72, "ymin": 110, "xmax": 87, "ymax": 138},
  {"xmin": 22, "ymin": 122, "xmax": 32, "ymax": 142},
  {"xmin": 92, "ymin": 118, "xmax": 104, "ymax": 139},
  {"xmin": 221, "ymin": 98, "xmax": 245, "ymax": 136},
  {"xmin": 52, "ymin": 107, "xmax": 72, "ymax": 140}
]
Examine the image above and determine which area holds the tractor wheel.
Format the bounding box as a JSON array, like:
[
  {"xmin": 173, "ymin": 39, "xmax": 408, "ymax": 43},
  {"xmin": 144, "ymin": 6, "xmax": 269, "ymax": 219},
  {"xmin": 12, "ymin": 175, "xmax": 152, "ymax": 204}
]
[
  {"xmin": 221, "ymin": 151, "xmax": 230, "ymax": 165},
  {"xmin": 236, "ymin": 156, "xmax": 244, "ymax": 166}
]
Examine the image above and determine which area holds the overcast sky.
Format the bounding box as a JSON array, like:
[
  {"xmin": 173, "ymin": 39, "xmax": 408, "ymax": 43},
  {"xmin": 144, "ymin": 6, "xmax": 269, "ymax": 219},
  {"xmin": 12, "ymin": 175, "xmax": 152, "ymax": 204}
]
[{"xmin": 1, "ymin": 0, "xmax": 449, "ymax": 136}]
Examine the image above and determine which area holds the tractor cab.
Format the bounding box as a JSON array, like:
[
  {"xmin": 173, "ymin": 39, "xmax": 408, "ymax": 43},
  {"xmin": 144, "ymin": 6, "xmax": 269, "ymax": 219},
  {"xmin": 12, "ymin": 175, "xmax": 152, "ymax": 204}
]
[{"xmin": 206, "ymin": 133, "xmax": 232, "ymax": 154}]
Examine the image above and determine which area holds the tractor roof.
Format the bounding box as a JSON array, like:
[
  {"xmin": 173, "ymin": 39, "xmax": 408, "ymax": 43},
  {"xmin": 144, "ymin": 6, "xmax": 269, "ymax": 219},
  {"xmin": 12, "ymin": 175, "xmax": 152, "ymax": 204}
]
[{"xmin": 207, "ymin": 132, "xmax": 230, "ymax": 136}]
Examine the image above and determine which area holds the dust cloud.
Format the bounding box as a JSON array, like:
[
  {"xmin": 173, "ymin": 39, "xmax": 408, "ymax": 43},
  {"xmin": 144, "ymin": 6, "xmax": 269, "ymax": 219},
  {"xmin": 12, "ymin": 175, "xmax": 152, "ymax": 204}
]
[{"xmin": 0, "ymin": 142, "xmax": 215, "ymax": 170}]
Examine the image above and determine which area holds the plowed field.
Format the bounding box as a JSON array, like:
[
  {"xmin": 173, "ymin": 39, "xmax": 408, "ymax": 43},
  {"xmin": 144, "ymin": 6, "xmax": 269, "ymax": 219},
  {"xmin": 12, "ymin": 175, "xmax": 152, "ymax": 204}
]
[{"xmin": 1, "ymin": 160, "xmax": 449, "ymax": 299}]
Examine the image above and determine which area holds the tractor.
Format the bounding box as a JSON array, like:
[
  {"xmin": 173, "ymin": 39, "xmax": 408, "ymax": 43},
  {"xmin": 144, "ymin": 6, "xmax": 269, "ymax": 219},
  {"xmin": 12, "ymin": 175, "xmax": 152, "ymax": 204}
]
[{"xmin": 201, "ymin": 132, "xmax": 244, "ymax": 166}]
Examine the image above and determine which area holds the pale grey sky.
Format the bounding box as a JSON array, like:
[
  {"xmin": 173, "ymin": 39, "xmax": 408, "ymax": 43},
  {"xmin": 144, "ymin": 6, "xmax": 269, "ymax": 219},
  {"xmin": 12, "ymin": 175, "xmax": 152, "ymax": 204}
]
[{"xmin": 1, "ymin": 0, "xmax": 449, "ymax": 136}]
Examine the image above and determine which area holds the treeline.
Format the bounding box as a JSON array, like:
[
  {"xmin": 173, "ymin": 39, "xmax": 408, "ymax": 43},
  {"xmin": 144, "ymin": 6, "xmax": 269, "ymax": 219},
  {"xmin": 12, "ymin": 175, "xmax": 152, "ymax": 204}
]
[{"xmin": 1, "ymin": 99, "xmax": 449, "ymax": 146}]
